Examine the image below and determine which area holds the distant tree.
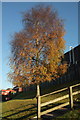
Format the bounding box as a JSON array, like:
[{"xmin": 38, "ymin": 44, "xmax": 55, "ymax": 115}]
[{"xmin": 8, "ymin": 5, "xmax": 67, "ymax": 96}]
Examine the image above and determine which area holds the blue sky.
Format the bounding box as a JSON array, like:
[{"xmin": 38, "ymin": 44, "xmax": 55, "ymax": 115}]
[
  {"xmin": 0, "ymin": 2, "xmax": 2, "ymax": 90},
  {"xmin": 2, "ymin": 2, "xmax": 78, "ymax": 89},
  {"xmin": 78, "ymin": 2, "xmax": 80, "ymax": 44}
]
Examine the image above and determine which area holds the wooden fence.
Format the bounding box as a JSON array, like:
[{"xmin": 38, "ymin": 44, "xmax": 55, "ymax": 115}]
[{"xmin": 36, "ymin": 83, "xmax": 80, "ymax": 119}]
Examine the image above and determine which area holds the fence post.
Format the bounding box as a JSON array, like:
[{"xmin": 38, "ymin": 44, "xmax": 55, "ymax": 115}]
[
  {"xmin": 68, "ymin": 86, "xmax": 73, "ymax": 109},
  {"xmin": 37, "ymin": 84, "xmax": 41, "ymax": 119}
]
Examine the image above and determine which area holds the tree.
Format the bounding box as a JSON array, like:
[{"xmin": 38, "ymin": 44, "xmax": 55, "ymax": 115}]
[{"xmin": 8, "ymin": 5, "xmax": 67, "ymax": 95}]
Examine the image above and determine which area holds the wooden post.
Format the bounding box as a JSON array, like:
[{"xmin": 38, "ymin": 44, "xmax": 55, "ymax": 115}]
[
  {"xmin": 37, "ymin": 84, "xmax": 41, "ymax": 119},
  {"xmin": 68, "ymin": 86, "xmax": 73, "ymax": 109}
]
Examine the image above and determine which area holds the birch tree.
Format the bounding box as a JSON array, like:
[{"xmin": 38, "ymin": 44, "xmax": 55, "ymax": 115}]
[{"xmin": 8, "ymin": 5, "xmax": 67, "ymax": 95}]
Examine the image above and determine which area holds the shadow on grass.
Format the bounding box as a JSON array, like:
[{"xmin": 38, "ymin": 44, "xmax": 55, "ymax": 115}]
[
  {"xmin": 2, "ymin": 103, "xmax": 37, "ymax": 115},
  {"xmin": 1, "ymin": 103, "xmax": 69, "ymax": 120},
  {"xmin": 2, "ymin": 80, "xmax": 80, "ymax": 120},
  {"xmin": 2, "ymin": 103, "xmax": 37, "ymax": 120},
  {"xmin": 41, "ymin": 102, "xmax": 80, "ymax": 120},
  {"xmin": 2, "ymin": 112, "xmax": 36, "ymax": 120},
  {"xmin": 2, "ymin": 99, "xmax": 80, "ymax": 120}
]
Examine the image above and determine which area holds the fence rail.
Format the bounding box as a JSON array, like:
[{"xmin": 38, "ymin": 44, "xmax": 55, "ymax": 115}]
[
  {"xmin": 41, "ymin": 102, "xmax": 69, "ymax": 116},
  {"xmin": 41, "ymin": 94, "xmax": 69, "ymax": 107},
  {"xmin": 36, "ymin": 83, "xmax": 80, "ymax": 119},
  {"xmin": 71, "ymin": 83, "xmax": 80, "ymax": 88}
]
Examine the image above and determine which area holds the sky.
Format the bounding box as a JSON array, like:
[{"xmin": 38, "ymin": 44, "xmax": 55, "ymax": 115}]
[
  {"xmin": 0, "ymin": 2, "xmax": 2, "ymax": 90},
  {"xmin": 2, "ymin": 2, "xmax": 78, "ymax": 89},
  {"xmin": 78, "ymin": 2, "xmax": 80, "ymax": 44}
]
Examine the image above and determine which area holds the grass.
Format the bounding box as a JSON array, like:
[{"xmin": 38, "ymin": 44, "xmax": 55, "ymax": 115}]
[
  {"xmin": 2, "ymin": 98, "xmax": 37, "ymax": 120},
  {"xmin": 1, "ymin": 80, "xmax": 80, "ymax": 120},
  {"xmin": 58, "ymin": 109, "xmax": 80, "ymax": 119}
]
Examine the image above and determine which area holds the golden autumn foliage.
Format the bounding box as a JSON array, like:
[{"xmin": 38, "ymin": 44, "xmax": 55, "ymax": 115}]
[{"xmin": 8, "ymin": 5, "xmax": 67, "ymax": 87}]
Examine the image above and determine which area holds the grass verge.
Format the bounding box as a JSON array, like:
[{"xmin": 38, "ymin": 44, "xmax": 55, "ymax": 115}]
[{"xmin": 1, "ymin": 80, "xmax": 80, "ymax": 120}]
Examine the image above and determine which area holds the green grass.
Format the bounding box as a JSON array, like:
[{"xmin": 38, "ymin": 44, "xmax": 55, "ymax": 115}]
[
  {"xmin": 1, "ymin": 80, "xmax": 80, "ymax": 120},
  {"xmin": 58, "ymin": 109, "xmax": 80, "ymax": 119},
  {"xmin": 56, "ymin": 98, "xmax": 80, "ymax": 119},
  {"xmin": 51, "ymin": 108, "xmax": 80, "ymax": 120},
  {"xmin": 2, "ymin": 98, "xmax": 37, "ymax": 120}
]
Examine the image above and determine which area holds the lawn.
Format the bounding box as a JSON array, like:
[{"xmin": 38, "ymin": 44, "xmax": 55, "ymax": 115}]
[
  {"xmin": 1, "ymin": 98, "xmax": 37, "ymax": 120},
  {"xmin": 58, "ymin": 109, "xmax": 80, "ymax": 119},
  {"xmin": 1, "ymin": 80, "xmax": 80, "ymax": 120}
]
